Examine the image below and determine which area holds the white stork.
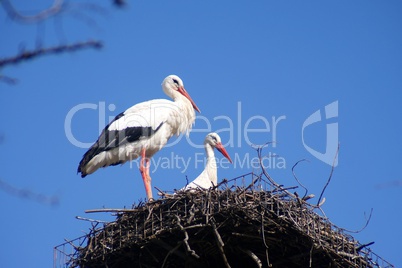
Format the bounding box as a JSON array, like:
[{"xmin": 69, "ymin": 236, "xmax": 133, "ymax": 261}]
[
  {"xmin": 78, "ymin": 75, "xmax": 200, "ymax": 201},
  {"xmin": 181, "ymin": 132, "xmax": 232, "ymax": 191}
]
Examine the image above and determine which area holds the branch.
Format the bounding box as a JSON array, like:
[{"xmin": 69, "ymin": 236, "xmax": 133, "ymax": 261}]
[
  {"xmin": 291, "ymin": 159, "xmax": 309, "ymax": 199},
  {"xmin": 0, "ymin": 40, "xmax": 103, "ymax": 68},
  {"xmin": 239, "ymin": 248, "xmax": 262, "ymax": 268},
  {"xmin": 316, "ymin": 143, "xmax": 340, "ymax": 206},
  {"xmin": 340, "ymin": 208, "xmax": 374, "ymax": 234},
  {"xmin": 2, "ymin": 0, "xmax": 64, "ymax": 23},
  {"xmin": 113, "ymin": 0, "xmax": 127, "ymax": 7},
  {"xmin": 0, "ymin": 75, "xmax": 18, "ymax": 85},
  {"xmin": 356, "ymin": 241, "xmax": 375, "ymax": 252},
  {"xmin": 211, "ymin": 220, "xmax": 231, "ymax": 268},
  {"xmin": 175, "ymin": 215, "xmax": 200, "ymax": 259},
  {"xmin": 0, "ymin": 178, "xmax": 59, "ymax": 206},
  {"xmin": 255, "ymin": 144, "xmax": 297, "ymax": 199},
  {"xmin": 260, "ymin": 211, "xmax": 272, "ymax": 267},
  {"xmin": 85, "ymin": 208, "xmax": 140, "ymax": 213},
  {"xmin": 75, "ymin": 216, "xmax": 109, "ymax": 224},
  {"xmin": 161, "ymin": 243, "xmax": 181, "ymax": 268}
]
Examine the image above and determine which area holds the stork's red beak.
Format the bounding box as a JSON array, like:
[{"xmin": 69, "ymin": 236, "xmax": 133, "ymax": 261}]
[
  {"xmin": 178, "ymin": 86, "xmax": 201, "ymax": 113},
  {"xmin": 215, "ymin": 142, "xmax": 233, "ymax": 163}
]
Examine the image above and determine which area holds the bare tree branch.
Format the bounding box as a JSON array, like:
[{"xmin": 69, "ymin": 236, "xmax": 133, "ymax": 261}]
[
  {"xmin": 2, "ymin": 0, "xmax": 64, "ymax": 23},
  {"xmin": 0, "ymin": 75, "xmax": 18, "ymax": 85},
  {"xmin": 0, "ymin": 178, "xmax": 60, "ymax": 206},
  {"xmin": 113, "ymin": 0, "xmax": 126, "ymax": 7},
  {"xmin": 0, "ymin": 40, "xmax": 103, "ymax": 68}
]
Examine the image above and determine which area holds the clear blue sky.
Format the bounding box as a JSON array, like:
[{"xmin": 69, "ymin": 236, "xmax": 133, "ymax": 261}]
[{"xmin": 1, "ymin": 1, "xmax": 401, "ymax": 267}]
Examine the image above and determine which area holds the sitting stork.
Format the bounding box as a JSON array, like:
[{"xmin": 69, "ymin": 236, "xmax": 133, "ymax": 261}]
[{"xmin": 181, "ymin": 132, "xmax": 232, "ymax": 191}]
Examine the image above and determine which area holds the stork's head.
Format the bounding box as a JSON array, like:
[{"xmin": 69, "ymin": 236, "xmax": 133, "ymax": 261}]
[
  {"xmin": 205, "ymin": 132, "xmax": 232, "ymax": 163},
  {"xmin": 162, "ymin": 75, "xmax": 201, "ymax": 113}
]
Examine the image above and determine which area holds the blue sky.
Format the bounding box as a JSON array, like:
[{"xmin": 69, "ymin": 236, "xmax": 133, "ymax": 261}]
[{"xmin": 1, "ymin": 1, "xmax": 401, "ymax": 267}]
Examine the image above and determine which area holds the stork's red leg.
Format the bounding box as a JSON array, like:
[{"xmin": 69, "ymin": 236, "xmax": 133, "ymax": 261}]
[{"xmin": 139, "ymin": 148, "xmax": 153, "ymax": 201}]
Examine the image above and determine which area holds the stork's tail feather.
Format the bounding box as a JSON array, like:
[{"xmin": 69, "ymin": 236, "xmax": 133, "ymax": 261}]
[
  {"xmin": 77, "ymin": 142, "xmax": 100, "ymax": 178},
  {"xmin": 77, "ymin": 161, "xmax": 88, "ymax": 178}
]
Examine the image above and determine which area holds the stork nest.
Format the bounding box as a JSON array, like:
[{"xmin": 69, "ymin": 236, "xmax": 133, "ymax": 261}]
[{"xmin": 58, "ymin": 174, "xmax": 393, "ymax": 268}]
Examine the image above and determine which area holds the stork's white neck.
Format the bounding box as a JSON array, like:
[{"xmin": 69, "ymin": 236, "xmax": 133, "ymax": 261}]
[{"xmin": 205, "ymin": 143, "xmax": 218, "ymax": 185}]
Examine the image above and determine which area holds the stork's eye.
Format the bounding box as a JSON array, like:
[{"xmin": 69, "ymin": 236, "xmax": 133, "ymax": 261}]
[
  {"xmin": 172, "ymin": 79, "xmax": 179, "ymax": 86},
  {"xmin": 211, "ymin": 135, "xmax": 218, "ymax": 142}
]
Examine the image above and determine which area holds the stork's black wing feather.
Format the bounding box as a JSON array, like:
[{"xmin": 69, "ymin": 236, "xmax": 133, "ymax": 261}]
[{"xmin": 77, "ymin": 112, "xmax": 164, "ymax": 176}]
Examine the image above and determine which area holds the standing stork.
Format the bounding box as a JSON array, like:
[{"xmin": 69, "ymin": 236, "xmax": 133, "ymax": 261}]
[
  {"xmin": 181, "ymin": 132, "xmax": 232, "ymax": 191},
  {"xmin": 77, "ymin": 75, "xmax": 201, "ymax": 201}
]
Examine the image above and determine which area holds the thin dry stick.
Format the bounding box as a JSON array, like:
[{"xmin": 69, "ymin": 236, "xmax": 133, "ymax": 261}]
[
  {"xmin": 211, "ymin": 221, "xmax": 231, "ymax": 268},
  {"xmin": 161, "ymin": 243, "xmax": 181, "ymax": 268},
  {"xmin": 2, "ymin": 0, "xmax": 114, "ymax": 23},
  {"xmin": 155, "ymin": 186, "xmax": 174, "ymax": 197},
  {"xmin": 238, "ymin": 173, "xmax": 263, "ymax": 195},
  {"xmin": 256, "ymin": 145, "xmax": 297, "ymax": 199},
  {"xmin": 260, "ymin": 211, "xmax": 272, "ymax": 267},
  {"xmin": 63, "ymin": 238, "xmax": 80, "ymax": 251},
  {"xmin": 316, "ymin": 143, "xmax": 340, "ymax": 207},
  {"xmin": 309, "ymin": 243, "xmax": 314, "ymax": 267},
  {"xmin": 356, "ymin": 241, "xmax": 375, "ymax": 252},
  {"xmin": 75, "ymin": 216, "xmax": 108, "ymax": 224},
  {"xmin": 175, "ymin": 215, "xmax": 200, "ymax": 259},
  {"xmin": 339, "ymin": 208, "xmax": 374, "ymax": 234},
  {"xmin": 85, "ymin": 208, "xmax": 140, "ymax": 213},
  {"xmin": 240, "ymin": 248, "xmax": 262, "ymax": 268},
  {"xmin": 2, "ymin": 0, "xmax": 64, "ymax": 23},
  {"xmin": 291, "ymin": 159, "xmax": 309, "ymax": 199}
]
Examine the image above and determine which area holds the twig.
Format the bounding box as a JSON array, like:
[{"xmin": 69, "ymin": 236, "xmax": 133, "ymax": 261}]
[
  {"xmin": 161, "ymin": 243, "xmax": 181, "ymax": 268},
  {"xmin": 2, "ymin": 0, "xmax": 64, "ymax": 23},
  {"xmin": 316, "ymin": 143, "xmax": 340, "ymax": 206},
  {"xmin": 356, "ymin": 241, "xmax": 375, "ymax": 252},
  {"xmin": 211, "ymin": 220, "xmax": 231, "ymax": 268},
  {"xmin": 255, "ymin": 145, "xmax": 297, "ymax": 199},
  {"xmin": 155, "ymin": 186, "xmax": 175, "ymax": 197},
  {"xmin": 0, "ymin": 40, "xmax": 103, "ymax": 68},
  {"xmin": 64, "ymin": 238, "xmax": 81, "ymax": 251},
  {"xmin": 238, "ymin": 173, "xmax": 263, "ymax": 195},
  {"xmin": 340, "ymin": 208, "xmax": 374, "ymax": 234},
  {"xmin": 85, "ymin": 208, "xmax": 140, "ymax": 213},
  {"xmin": 240, "ymin": 248, "xmax": 262, "ymax": 268},
  {"xmin": 260, "ymin": 211, "xmax": 272, "ymax": 267},
  {"xmin": 271, "ymin": 185, "xmax": 298, "ymax": 193},
  {"xmin": 75, "ymin": 216, "xmax": 109, "ymax": 223},
  {"xmin": 309, "ymin": 243, "xmax": 313, "ymax": 267},
  {"xmin": 175, "ymin": 215, "xmax": 200, "ymax": 259},
  {"xmin": 291, "ymin": 159, "xmax": 309, "ymax": 199}
]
